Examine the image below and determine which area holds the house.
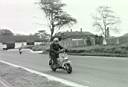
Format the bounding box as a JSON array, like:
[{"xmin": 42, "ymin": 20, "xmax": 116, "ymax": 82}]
[
  {"xmin": 55, "ymin": 30, "xmax": 102, "ymax": 48},
  {"xmin": 105, "ymin": 33, "xmax": 128, "ymax": 45}
]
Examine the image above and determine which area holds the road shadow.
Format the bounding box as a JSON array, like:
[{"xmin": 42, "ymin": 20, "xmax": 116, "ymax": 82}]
[{"xmin": 45, "ymin": 69, "xmax": 74, "ymax": 75}]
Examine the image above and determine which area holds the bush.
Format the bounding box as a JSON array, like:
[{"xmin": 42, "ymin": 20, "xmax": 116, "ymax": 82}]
[
  {"xmin": 30, "ymin": 44, "xmax": 50, "ymax": 52},
  {"xmin": 68, "ymin": 45, "xmax": 128, "ymax": 57},
  {"xmin": 69, "ymin": 50, "xmax": 85, "ymax": 53}
]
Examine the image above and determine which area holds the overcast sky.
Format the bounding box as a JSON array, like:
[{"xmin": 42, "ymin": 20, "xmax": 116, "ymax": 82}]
[{"xmin": 0, "ymin": 0, "xmax": 128, "ymax": 36}]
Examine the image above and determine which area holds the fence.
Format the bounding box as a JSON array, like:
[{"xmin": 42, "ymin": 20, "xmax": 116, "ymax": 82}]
[{"xmin": 60, "ymin": 38, "xmax": 96, "ymax": 48}]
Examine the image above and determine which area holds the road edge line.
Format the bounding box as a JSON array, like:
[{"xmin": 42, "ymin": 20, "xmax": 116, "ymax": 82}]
[
  {"xmin": 0, "ymin": 60, "xmax": 88, "ymax": 87},
  {"xmin": 0, "ymin": 77, "xmax": 14, "ymax": 87}
]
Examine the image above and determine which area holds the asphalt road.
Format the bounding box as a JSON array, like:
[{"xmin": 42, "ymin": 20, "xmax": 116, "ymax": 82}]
[{"xmin": 0, "ymin": 49, "xmax": 128, "ymax": 87}]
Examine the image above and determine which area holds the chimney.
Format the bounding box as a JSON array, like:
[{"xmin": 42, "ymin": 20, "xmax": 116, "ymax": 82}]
[
  {"xmin": 70, "ymin": 29, "xmax": 72, "ymax": 32},
  {"xmin": 80, "ymin": 28, "xmax": 82, "ymax": 32}
]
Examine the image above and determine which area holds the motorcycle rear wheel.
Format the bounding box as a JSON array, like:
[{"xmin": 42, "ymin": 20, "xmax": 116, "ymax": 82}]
[
  {"xmin": 51, "ymin": 64, "xmax": 57, "ymax": 72},
  {"xmin": 49, "ymin": 59, "xmax": 57, "ymax": 72}
]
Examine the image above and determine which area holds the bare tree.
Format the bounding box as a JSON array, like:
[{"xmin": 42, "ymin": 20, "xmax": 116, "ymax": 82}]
[
  {"xmin": 40, "ymin": 0, "xmax": 77, "ymax": 41},
  {"xmin": 93, "ymin": 6, "xmax": 120, "ymax": 45}
]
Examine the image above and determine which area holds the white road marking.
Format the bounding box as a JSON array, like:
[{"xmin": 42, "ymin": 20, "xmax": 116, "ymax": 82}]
[
  {"xmin": 0, "ymin": 60, "xmax": 88, "ymax": 87},
  {"xmin": 0, "ymin": 80, "xmax": 9, "ymax": 87},
  {"xmin": 0, "ymin": 78, "xmax": 12, "ymax": 87}
]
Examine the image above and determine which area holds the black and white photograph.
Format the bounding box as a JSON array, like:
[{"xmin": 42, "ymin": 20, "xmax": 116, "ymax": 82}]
[{"xmin": 0, "ymin": 0, "xmax": 127, "ymax": 87}]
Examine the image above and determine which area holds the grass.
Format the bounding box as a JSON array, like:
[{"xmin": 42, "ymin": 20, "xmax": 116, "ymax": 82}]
[
  {"xmin": 0, "ymin": 62, "xmax": 71, "ymax": 87},
  {"xmin": 68, "ymin": 45, "xmax": 128, "ymax": 57}
]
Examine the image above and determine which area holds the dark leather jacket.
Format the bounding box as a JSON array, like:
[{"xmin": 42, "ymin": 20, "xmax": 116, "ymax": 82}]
[{"xmin": 49, "ymin": 43, "xmax": 63, "ymax": 58}]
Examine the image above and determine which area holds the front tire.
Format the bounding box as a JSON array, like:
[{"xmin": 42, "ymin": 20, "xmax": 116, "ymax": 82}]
[{"xmin": 65, "ymin": 64, "xmax": 72, "ymax": 74}]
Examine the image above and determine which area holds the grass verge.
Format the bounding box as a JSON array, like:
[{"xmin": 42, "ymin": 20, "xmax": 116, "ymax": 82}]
[{"xmin": 0, "ymin": 62, "xmax": 71, "ymax": 87}]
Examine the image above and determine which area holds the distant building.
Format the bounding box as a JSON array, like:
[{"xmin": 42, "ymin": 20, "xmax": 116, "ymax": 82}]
[{"xmin": 55, "ymin": 30, "xmax": 103, "ymax": 48}]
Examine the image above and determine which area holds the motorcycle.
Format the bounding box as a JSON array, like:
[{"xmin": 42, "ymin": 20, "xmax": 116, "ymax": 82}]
[{"xmin": 49, "ymin": 49, "xmax": 72, "ymax": 74}]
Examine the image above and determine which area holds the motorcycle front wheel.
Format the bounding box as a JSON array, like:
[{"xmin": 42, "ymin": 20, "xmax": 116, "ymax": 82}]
[{"xmin": 65, "ymin": 63, "xmax": 72, "ymax": 74}]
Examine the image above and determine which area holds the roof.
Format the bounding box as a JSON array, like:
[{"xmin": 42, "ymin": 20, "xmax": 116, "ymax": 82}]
[{"xmin": 56, "ymin": 31, "xmax": 94, "ymax": 39}]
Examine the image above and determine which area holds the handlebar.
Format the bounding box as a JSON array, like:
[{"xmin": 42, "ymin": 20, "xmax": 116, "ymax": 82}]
[{"xmin": 59, "ymin": 49, "xmax": 69, "ymax": 53}]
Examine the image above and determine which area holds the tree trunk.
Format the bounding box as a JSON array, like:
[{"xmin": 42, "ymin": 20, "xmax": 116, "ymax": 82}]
[
  {"xmin": 50, "ymin": 29, "xmax": 54, "ymax": 41},
  {"xmin": 50, "ymin": 23, "xmax": 55, "ymax": 41},
  {"xmin": 103, "ymin": 37, "xmax": 107, "ymax": 45}
]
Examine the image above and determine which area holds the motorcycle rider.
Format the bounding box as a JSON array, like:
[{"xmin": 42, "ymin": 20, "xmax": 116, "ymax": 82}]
[{"xmin": 49, "ymin": 37, "xmax": 64, "ymax": 65}]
